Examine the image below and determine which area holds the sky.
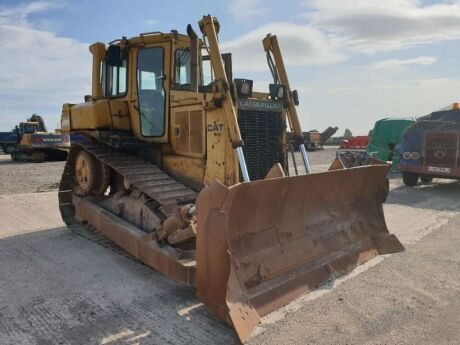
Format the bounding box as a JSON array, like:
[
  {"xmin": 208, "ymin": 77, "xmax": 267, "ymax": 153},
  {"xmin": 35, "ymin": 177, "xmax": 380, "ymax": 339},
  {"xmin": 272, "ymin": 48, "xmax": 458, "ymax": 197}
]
[{"xmin": 1, "ymin": 0, "xmax": 460, "ymax": 134}]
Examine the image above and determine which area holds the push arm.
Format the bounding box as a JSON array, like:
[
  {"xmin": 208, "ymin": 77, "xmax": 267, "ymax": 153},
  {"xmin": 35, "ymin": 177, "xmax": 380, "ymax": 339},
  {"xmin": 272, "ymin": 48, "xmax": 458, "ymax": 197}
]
[
  {"xmin": 262, "ymin": 34, "xmax": 312, "ymax": 173},
  {"xmin": 199, "ymin": 15, "xmax": 250, "ymax": 181}
]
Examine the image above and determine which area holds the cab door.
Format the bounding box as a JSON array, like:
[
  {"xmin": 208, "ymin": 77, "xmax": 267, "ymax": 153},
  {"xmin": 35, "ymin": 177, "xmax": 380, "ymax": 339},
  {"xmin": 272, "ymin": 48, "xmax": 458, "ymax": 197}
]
[
  {"xmin": 105, "ymin": 58, "xmax": 131, "ymax": 130},
  {"xmin": 129, "ymin": 42, "xmax": 171, "ymax": 143}
]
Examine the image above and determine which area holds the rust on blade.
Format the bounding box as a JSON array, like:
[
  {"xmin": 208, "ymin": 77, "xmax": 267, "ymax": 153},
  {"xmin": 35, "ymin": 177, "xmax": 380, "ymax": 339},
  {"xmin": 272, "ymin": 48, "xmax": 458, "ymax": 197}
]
[
  {"xmin": 196, "ymin": 164, "xmax": 404, "ymax": 342},
  {"xmin": 226, "ymin": 265, "xmax": 260, "ymax": 343},
  {"xmin": 195, "ymin": 181, "xmax": 232, "ymax": 322}
]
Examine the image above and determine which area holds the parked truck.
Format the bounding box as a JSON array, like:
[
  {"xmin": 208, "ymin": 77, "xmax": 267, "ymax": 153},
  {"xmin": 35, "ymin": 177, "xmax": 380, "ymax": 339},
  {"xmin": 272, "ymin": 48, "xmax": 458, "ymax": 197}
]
[
  {"xmin": 339, "ymin": 135, "xmax": 369, "ymax": 149},
  {"xmin": 0, "ymin": 130, "xmax": 18, "ymax": 154},
  {"xmin": 398, "ymin": 104, "xmax": 460, "ymax": 186},
  {"xmin": 0, "ymin": 115, "xmax": 70, "ymax": 162},
  {"xmin": 304, "ymin": 131, "xmax": 322, "ymax": 150}
]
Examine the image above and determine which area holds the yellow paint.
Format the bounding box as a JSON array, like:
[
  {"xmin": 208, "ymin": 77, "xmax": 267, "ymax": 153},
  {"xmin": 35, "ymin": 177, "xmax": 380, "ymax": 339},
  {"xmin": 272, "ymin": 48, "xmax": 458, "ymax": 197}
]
[
  {"xmin": 60, "ymin": 16, "xmax": 293, "ymax": 189},
  {"xmin": 162, "ymin": 155, "xmax": 205, "ymax": 190},
  {"xmin": 68, "ymin": 100, "xmax": 112, "ymax": 130}
]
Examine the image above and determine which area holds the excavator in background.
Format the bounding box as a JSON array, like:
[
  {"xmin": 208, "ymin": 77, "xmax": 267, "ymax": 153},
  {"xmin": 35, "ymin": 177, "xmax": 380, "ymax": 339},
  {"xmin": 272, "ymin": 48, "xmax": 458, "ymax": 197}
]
[
  {"xmin": 304, "ymin": 126, "xmax": 340, "ymax": 151},
  {"xmin": 320, "ymin": 126, "xmax": 339, "ymax": 144},
  {"xmin": 0, "ymin": 114, "xmax": 69, "ymax": 162},
  {"xmin": 286, "ymin": 126, "xmax": 339, "ymax": 151},
  {"xmin": 59, "ymin": 15, "xmax": 404, "ymax": 342}
]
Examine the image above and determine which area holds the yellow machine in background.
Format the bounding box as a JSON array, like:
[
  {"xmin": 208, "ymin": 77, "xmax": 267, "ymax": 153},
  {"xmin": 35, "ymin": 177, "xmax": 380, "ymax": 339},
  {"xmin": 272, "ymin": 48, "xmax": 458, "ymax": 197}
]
[
  {"xmin": 59, "ymin": 15, "xmax": 403, "ymax": 342},
  {"xmin": 4, "ymin": 115, "xmax": 69, "ymax": 162}
]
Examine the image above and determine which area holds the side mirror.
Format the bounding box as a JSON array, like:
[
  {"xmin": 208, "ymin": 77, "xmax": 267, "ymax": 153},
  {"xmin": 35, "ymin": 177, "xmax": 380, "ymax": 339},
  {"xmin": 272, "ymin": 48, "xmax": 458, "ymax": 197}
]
[
  {"xmin": 291, "ymin": 90, "xmax": 299, "ymax": 106},
  {"xmin": 106, "ymin": 45, "xmax": 122, "ymax": 67}
]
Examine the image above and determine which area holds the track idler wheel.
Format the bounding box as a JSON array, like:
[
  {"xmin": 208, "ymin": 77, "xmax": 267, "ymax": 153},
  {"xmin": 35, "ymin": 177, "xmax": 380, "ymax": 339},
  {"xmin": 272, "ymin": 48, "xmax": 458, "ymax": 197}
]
[{"xmin": 75, "ymin": 150, "xmax": 109, "ymax": 195}]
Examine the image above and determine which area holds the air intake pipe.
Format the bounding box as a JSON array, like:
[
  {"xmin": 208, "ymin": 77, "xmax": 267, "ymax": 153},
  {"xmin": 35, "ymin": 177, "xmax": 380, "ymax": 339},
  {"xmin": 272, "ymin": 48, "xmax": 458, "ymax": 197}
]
[{"xmin": 89, "ymin": 42, "xmax": 106, "ymax": 99}]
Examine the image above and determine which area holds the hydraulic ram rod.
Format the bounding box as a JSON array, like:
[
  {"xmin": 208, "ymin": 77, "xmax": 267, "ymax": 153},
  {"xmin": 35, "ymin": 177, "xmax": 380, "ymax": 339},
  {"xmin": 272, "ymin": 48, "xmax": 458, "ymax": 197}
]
[
  {"xmin": 236, "ymin": 147, "xmax": 250, "ymax": 182},
  {"xmin": 299, "ymin": 144, "xmax": 312, "ymax": 174}
]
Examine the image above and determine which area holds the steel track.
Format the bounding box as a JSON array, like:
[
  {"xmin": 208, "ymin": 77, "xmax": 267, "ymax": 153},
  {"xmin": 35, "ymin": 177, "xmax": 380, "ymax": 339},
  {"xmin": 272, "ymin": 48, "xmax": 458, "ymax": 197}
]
[{"xmin": 58, "ymin": 141, "xmax": 197, "ymax": 254}]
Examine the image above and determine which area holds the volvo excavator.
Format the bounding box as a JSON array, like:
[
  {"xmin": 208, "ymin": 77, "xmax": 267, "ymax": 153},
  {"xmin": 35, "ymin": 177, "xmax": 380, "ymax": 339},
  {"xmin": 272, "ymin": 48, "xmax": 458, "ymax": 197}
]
[
  {"xmin": 59, "ymin": 15, "xmax": 404, "ymax": 342},
  {"xmin": 2, "ymin": 115, "xmax": 69, "ymax": 162}
]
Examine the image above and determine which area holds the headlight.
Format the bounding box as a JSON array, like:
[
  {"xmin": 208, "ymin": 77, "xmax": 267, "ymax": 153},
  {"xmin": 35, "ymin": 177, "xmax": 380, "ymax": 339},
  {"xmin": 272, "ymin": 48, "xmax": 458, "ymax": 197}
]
[
  {"xmin": 234, "ymin": 78, "xmax": 253, "ymax": 98},
  {"xmin": 402, "ymin": 151, "xmax": 420, "ymax": 160},
  {"xmin": 277, "ymin": 86, "xmax": 284, "ymax": 98},
  {"xmin": 269, "ymin": 84, "xmax": 287, "ymax": 101}
]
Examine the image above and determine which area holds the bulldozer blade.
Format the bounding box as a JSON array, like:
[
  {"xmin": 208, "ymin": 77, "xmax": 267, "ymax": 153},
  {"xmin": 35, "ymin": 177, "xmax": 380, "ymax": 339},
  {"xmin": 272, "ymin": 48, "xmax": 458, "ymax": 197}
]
[{"xmin": 196, "ymin": 164, "xmax": 403, "ymax": 342}]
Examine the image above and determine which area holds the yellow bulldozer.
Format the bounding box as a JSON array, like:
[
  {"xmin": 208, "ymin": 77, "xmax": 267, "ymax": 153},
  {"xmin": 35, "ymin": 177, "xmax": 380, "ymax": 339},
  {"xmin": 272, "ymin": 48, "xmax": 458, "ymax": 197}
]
[{"xmin": 59, "ymin": 15, "xmax": 404, "ymax": 342}]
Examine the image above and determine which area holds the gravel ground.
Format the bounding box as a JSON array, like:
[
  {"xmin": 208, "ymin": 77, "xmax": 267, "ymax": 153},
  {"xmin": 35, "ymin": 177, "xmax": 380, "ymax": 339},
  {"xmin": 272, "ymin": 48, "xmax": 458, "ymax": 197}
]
[
  {"xmin": 0, "ymin": 153, "xmax": 64, "ymax": 194},
  {"xmin": 0, "ymin": 147, "xmax": 459, "ymax": 344}
]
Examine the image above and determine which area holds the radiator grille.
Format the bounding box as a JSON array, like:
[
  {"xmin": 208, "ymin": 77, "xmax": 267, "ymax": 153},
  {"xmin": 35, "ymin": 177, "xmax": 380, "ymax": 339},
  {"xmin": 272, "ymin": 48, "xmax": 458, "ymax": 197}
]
[
  {"xmin": 425, "ymin": 132, "xmax": 459, "ymax": 168},
  {"xmin": 238, "ymin": 109, "xmax": 285, "ymax": 181}
]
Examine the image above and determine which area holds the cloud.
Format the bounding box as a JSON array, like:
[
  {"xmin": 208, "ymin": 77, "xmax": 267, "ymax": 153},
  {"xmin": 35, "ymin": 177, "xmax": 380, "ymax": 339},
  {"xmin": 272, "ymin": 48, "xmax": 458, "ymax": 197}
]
[
  {"xmin": 303, "ymin": 75, "xmax": 460, "ymax": 134},
  {"xmin": 325, "ymin": 86, "xmax": 361, "ymax": 95},
  {"xmin": 0, "ymin": 0, "xmax": 67, "ymax": 26},
  {"xmin": 414, "ymin": 77, "xmax": 451, "ymax": 86},
  {"xmin": 302, "ymin": 0, "xmax": 460, "ymax": 53},
  {"xmin": 224, "ymin": 0, "xmax": 457, "ymax": 73},
  {"xmin": 371, "ymin": 56, "xmax": 437, "ymax": 69},
  {"xmin": 143, "ymin": 19, "xmax": 158, "ymax": 26},
  {"xmin": 228, "ymin": 0, "xmax": 264, "ymax": 20},
  {"xmin": 0, "ymin": 1, "xmax": 90, "ymax": 130},
  {"xmin": 221, "ymin": 22, "xmax": 346, "ymax": 72}
]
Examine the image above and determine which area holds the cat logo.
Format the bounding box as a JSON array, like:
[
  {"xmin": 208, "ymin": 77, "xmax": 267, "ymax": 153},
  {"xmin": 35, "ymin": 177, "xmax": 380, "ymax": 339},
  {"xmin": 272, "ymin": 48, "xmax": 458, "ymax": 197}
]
[{"xmin": 207, "ymin": 123, "xmax": 224, "ymax": 132}]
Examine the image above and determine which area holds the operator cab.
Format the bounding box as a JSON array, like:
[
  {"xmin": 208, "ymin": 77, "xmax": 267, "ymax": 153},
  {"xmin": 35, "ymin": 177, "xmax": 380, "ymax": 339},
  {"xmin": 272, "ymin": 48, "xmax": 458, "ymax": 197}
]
[{"xmin": 16, "ymin": 122, "xmax": 39, "ymax": 140}]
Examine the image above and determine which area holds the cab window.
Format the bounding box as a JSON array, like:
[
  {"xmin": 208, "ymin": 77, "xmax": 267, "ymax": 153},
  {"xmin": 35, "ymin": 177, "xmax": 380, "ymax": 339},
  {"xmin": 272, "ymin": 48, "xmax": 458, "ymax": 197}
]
[
  {"xmin": 202, "ymin": 58, "xmax": 213, "ymax": 86},
  {"xmin": 200, "ymin": 53, "xmax": 232, "ymax": 88},
  {"xmin": 108, "ymin": 59, "xmax": 127, "ymax": 97},
  {"xmin": 174, "ymin": 48, "xmax": 191, "ymax": 89},
  {"xmin": 101, "ymin": 60, "xmax": 107, "ymax": 96},
  {"xmin": 24, "ymin": 125, "xmax": 37, "ymax": 133},
  {"xmin": 137, "ymin": 47, "xmax": 165, "ymax": 137}
]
